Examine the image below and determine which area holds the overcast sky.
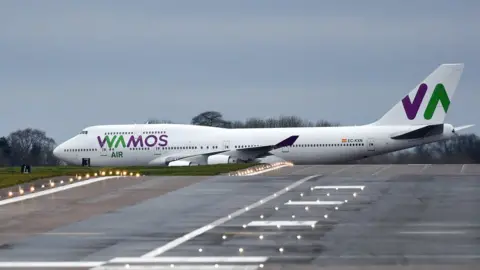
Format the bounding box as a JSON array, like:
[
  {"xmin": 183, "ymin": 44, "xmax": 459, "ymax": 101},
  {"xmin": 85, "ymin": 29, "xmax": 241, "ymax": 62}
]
[{"xmin": 1, "ymin": 0, "xmax": 479, "ymax": 143}]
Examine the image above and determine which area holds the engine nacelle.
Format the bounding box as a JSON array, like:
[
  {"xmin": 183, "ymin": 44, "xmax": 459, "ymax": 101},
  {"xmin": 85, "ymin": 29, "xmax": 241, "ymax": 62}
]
[
  {"xmin": 207, "ymin": 154, "xmax": 238, "ymax": 165},
  {"xmin": 168, "ymin": 160, "xmax": 198, "ymax": 166}
]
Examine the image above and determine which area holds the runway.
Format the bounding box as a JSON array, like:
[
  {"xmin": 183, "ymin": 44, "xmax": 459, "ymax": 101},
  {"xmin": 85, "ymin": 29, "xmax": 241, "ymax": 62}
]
[{"xmin": 0, "ymin": 164, "xmax": 479, "ymax": 269}]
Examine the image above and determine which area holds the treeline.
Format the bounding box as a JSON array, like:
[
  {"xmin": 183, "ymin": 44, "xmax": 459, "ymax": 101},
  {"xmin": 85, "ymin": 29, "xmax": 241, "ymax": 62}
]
[
  {"xmin": 1, "ymin": 111, "xmax": 478, "ymax": 166},
  {"xmin": 0, "ymin": 128, "xmax": 59, "ymax": 166}
]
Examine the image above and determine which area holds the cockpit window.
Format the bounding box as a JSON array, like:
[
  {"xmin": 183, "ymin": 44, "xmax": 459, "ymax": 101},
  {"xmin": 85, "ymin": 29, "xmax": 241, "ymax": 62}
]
[{"xmin": 80, "ymin": 131, "xmax": 88, "ymax": 134}]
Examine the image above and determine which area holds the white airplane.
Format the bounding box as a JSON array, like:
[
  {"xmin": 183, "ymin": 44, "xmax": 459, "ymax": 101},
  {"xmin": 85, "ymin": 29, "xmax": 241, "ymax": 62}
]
[{"xmin": 53, "ymin": 63, "xmax": 473, "ymax": 167}]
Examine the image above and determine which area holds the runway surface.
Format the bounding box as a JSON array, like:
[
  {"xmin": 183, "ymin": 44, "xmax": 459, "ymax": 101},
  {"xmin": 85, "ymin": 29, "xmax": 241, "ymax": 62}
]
[{"xmin": 0, "ymin": 164, "xmax": 479, "ymax": 269}]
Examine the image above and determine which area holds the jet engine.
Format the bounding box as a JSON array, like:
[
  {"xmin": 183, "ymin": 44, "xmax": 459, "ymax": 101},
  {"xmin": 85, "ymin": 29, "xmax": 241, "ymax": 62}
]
[
  {"xmin": 207, "ymin": 154, "xmax": 238, "ymax": 165},
  {"xmin": 168, "ymin": 160, "xmax": 198, "ymax": 166}
]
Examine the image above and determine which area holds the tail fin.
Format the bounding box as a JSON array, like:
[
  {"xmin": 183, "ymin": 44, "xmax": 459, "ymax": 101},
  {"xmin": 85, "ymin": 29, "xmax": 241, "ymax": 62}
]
[{"xmin": 372, "ymin": 63, "xmax": 464, "ymax": 126}]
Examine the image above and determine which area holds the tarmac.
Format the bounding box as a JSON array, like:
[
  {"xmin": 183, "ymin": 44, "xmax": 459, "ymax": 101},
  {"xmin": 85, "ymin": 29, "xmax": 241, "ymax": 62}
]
[{"xmin": 0, "ymin": 164, "xmax": 479, "ymax": 269}]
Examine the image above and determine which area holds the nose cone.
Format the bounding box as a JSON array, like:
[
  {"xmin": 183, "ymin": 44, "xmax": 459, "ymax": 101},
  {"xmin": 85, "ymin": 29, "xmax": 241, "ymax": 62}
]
[{"xmin": 53, "ymin": 145, "xmax": 62, "ymax": 158}]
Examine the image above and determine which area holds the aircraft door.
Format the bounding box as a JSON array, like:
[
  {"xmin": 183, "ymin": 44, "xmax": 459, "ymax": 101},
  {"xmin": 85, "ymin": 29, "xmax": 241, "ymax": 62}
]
[
  {"xmin": 100, "ymin": 148, "xmax": 108, "ymax": 157},
  {"xmin": 82, "ymin": 158, "xmax": 91, "ymax": 167},
  {"xmin": 367, "ymin": 138, "xmax": 375, "ymax": 151},
  {"xmin": 223, "ymin": 140, "xmax": 230, "ymax": 150}
]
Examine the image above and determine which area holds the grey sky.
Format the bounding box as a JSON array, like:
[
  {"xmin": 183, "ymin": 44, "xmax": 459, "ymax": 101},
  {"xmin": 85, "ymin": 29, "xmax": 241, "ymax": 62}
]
[{"xmin": 1, "ymin": 0, "xmax": 479, "ymax": 144}]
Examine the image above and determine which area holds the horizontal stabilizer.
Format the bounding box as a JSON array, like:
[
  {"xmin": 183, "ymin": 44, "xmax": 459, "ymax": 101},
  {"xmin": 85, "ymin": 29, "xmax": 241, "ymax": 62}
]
[
  {"xmin": 390, "ymin": 124, "xmax": 444, "ymax": 140},
  {"xmin": 454, "ymin": 124, "xmax": 475, "ymax": 132}
]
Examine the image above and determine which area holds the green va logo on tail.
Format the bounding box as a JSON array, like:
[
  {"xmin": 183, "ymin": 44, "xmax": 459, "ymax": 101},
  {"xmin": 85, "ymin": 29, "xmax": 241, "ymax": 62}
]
[{"xmin": 402, "ymin": 83, "xmax": 450, "ymax": 120}]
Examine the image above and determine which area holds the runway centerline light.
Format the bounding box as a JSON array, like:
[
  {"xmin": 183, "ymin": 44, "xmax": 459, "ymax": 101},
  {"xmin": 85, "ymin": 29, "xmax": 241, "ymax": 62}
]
[
  {"xmin": 297, "ymin": 235, "xmax": 302, "ymax": 239},
  {"xmin": 324, "ymin": 214, "xmax": 328, "ymax": 219},
  {"xmin": 353, "ymin": 192, "xmax": 357, "ymax": 197},
  {"xmin": 259, "ymin": 235, "xmax": 263, "ymax": 240},
  {"xmin": 259, "ymin": 264, "xmax": 264, "ymax": 268},
  {"xmin": 292, "ymin": 215, "xmax": 295, "ymax": 219},
  {"xmin": 198, "ymin": 248, "xmax": 202, "ymax": 252},
  {"xmin": 222, "ymin": 235, "xmax": 227, "ymax": 240},
  {"xmin": 239, "ymin": 248, "xmax": 244, "ymax": 253},
  {"xmin": 279, "ymin": 247, "xmax": 284, "ymax": 253},
  {"xmin": 260, "ymin": 215, "xmax": 264, "ymax": 219},
  {"xmin": 335, "ymin": 206, "xmax": 339, "ymax": 210},
  {"xmin": 305, "ymin": 206, "xmax": 309, "ymax": 211},
  {"xmin": 242, "ymin": 224, "xmax": 247, "ymax": 228}
]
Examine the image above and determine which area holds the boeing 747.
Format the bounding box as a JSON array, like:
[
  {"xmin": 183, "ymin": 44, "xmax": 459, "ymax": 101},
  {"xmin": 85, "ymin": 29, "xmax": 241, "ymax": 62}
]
[{"xmin": 53, "ymin": 63, "xmax": 473, "ymax": 166}]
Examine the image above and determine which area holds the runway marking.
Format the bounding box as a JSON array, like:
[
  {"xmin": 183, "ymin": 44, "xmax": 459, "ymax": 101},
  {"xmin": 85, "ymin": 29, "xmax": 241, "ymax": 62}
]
[
  {"xmin": 110, "ymin": 257, "xmax": 268, "ymax": 263},
  {"xmin": 420, "ymin": 164, "xmax": 431, "ymax": 172},
  {"xmin": 139, "ymin": 174, "xmax": 321, "ymax": 258},
  {"xmin": 95, "ymin": 266, "xmax": 260, "ymax": 270},
  {"xmin": 372, "ymin": 164, "xmax": 392, "ymax": 176},
  {"xmin": 285, "ymin": 200, "xmax": 344, "ymax": 205},
  {"xmin": 226, "ymin": 231, "xmax": 282, "ymax": 236},
  {"xmin": 313, "ymin": 185, "xmax": 365, "ymax": 190},
  {"xmin": 398, "ymin": 230, "xmax": 466, "ymax": 235},
  {"xmin": 331, "ymin": 165, "xmax": 355, "ymax": 174},
  {"xmin": 0, "ymin": 176, "xmax": 123, "ymax": 206},
  {"xmin": 0, "ymin": 261, "xmax": 104, "ymax": 268},
  {"xmin": 246, "ymin": 220, "xmax": 317, "ymax": 227},
  {"xmin": 461, "ymin": 164, "xmax": 467, "ymax": 174}
]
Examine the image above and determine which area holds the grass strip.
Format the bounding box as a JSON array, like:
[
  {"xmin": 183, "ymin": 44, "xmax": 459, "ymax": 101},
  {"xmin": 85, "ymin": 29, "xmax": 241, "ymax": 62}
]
[{"xmin": 0, "ymin": 164, "xmax": 255, "ymax": 189}]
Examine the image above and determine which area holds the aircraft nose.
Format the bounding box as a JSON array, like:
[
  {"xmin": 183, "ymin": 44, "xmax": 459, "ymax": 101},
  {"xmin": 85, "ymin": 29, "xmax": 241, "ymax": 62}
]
[{"xmin": 53, "ymin": 145, "xmax": 62, "ymax": 158}]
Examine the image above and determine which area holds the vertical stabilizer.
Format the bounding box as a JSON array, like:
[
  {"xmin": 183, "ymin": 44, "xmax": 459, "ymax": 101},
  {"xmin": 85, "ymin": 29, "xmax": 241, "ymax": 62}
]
[{"xmin": 372, "ymin": 63, "xmax": 464, "ymax": 126}]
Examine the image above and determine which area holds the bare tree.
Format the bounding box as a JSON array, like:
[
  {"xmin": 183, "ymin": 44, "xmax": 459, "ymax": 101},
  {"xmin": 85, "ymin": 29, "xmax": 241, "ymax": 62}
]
[
  {"xmin": 0, "ymin": 137, "xmax": 11, "ymax": 166},
  {"xmin": 7, "ymin": 128, "xmax": 58, "ymax": 166}
]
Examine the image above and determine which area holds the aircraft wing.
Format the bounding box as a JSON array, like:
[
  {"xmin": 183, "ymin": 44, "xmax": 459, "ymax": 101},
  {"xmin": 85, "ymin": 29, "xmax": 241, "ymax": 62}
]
[{"xmin": 148, "ymin": 135, "xmax": 299, "ymax": 165}]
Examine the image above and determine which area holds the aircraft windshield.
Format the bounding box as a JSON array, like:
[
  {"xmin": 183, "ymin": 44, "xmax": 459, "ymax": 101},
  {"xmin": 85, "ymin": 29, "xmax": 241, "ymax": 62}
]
[{"xmin": 80, "ymin": 131, "xmax": 88, "ymax": 135}]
